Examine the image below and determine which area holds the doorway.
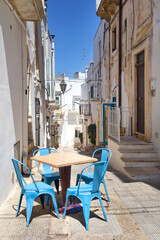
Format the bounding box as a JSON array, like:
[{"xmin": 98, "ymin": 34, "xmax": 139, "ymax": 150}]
[{"xmin": 136, "ymin": 51, "xmax": 145, "ymax": 134}]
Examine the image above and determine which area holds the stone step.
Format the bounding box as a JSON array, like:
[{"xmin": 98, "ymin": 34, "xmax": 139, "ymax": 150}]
[
  {"xmin": 124, "ymin": 166, "xmax": 160, "ymax": 180},
  {"xmin": 120, "ymin": 148, "xmax": 157, "ymax": 153},
  {"xmin": 119, "ymin": 143, "xmax": 154, "ymax": 151},
  {"xmin": 121, "ymin": 156, "xmax": 160, "ymax": 162},
  {"xmin": 122, "ymin": 157, "xmax": 160, "ymax": 167},
  {"xmin": 120, "ymin": 148, "xmax": 158, "ymax": 159}
]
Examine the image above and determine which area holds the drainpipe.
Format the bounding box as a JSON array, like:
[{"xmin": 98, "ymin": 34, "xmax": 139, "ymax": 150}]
[
  {"xmin": 109, "ymin": 23, "xmax": 111, "ymax": 99},
  {"xmin": 118, "ymin": 0, "xmax": 122, "ymax": 108}
]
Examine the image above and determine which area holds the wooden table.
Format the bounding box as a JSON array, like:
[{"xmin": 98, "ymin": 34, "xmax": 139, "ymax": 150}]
[{"xmin": 30, "ymin": 152, "xmax": 97, "ymax": 205}]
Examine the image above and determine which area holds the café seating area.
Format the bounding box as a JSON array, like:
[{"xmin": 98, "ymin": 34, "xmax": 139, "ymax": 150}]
[{"xmin": 11, "ymin": 148, "xmax": 112, "ymax": 230}]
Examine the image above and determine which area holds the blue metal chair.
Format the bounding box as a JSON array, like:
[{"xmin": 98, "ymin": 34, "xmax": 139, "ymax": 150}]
[
  {"xmin": 11, "ymin": 158, "xmax": 59, "ymax": 226},
  {"xmin": 76, "ymin": 148, "xmax": 112, "ymax": 202},
  {"xmin": 33, "ymin": 148, "xmax": 60, "ymax": 194},
  {"xmin": 63, "ymin": 159, "xmax": 111, "ymax": 230}
]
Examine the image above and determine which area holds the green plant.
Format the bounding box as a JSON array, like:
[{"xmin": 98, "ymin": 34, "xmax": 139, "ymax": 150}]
[
  {"xmin": 87, "ymin": 124, "xmax": 96, "ymax": 145},
  {"xmin": 79, "ymin": 132, "xmax": 83, "ymax": 144}
]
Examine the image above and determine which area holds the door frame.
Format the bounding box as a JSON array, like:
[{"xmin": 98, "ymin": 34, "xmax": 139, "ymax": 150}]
[{"xmin": 132, "ymin": 39, "xmax": 152, "ymax": 142}]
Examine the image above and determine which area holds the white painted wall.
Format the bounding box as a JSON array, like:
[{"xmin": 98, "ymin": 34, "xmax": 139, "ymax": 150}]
[
  {"xmin": 0, "ymin": 1, "xmax": 27, "ymax": 206},
  {"xmin": 93, "ymin": 20, "xmax": 107, "ymax": 143},
  {"xmin": 151, "ymin": 0, "xmax": 160, "ymax": 157}
]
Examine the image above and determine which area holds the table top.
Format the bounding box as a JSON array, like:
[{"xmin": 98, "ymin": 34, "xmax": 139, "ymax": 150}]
[{"xmin": 30, "ymin": 151, "xmax": 98, "ymax": 168}]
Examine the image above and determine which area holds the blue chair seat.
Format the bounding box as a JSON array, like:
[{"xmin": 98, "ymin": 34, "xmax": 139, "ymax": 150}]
[
  {"xmin": 23, "ymin": 182, "xmax": 53, "ymax": 191},
  {"xmin": 67, "ymin": 184, "xmax": 92, "ymax": 195},
  {"xmin": 11, "ymin": 158, "xmax": 59, "ymax": 226},
  {"xmin": 42, "ymin": 172, "xmax": 60, "ymax": 179}
]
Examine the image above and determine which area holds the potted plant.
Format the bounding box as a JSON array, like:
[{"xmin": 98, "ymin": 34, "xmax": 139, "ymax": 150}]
[{"xmin": 87, "ymin": 124, "xmax": 96, "ymax": 146}]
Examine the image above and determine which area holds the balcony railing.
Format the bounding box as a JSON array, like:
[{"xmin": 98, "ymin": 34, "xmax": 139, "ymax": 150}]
[{"xmin": 80, "ymin": 103, "xmax": 91, "ymax": 116}]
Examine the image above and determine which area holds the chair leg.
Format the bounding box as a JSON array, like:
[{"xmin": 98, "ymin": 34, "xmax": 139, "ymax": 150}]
[
  {"xmin": 76, "ymin": 174, "xmax": 80, "ymax": 185},
  {"xmin": 63, "ymin": 193, "xmax": 69, "ymax": 219},
  {"xmin": 39, "ymin": 194, "xmax": 45, "ymax": 209},
  {"xmin": 44, "ymin": 178, "xmax": 54, "ymax": 206},
  {"xmin": 98, "ymin": 195, "xmax": 108, "ymax": 222},
  {"xmin": 26, "ymin": 197, "xmax": 34, "ymax": 227},
  {"xmin": 54, "ymin": 179, "xmax": 59, "ymax": 194},
  {"xmin": 50, "ymin": 191, "xmax": 59, "ymax": 219},
  {"xmin": 102, "ymin": 178, "xmax": 110, "ymax": 202},
  {"xmin": 46, "ymin": 194, "xmax": 50, "ymax": 206},
  {"xmin": 81, "ymin": 198, "xmax": 91, "ymax": 230},
  {"xmin": 16, "ymin": 192, "xmax": 23, "ymax": 216}
]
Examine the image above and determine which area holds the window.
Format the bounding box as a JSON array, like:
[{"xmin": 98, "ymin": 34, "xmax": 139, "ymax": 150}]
[
  {"xmin": 112, "ymin": 95, "xmax": 117, "ymax": 104},
  {"xmin": 124, "ymin": 19, "xmax": 127, "ymax": 32},
  {"xmin": 91, "ymin": 86, "xmax": 94, "ymax": 99},
  {"xmin": 112, "ymin": 26, "xmax": 117, "ymax": 52},
  {"xmin": 55, "ymin": 96, "xmax": 60, "ymax": 104},
  {"xmin": 55, "ymin": 91, "xmax": 61, "ymax": 105}
]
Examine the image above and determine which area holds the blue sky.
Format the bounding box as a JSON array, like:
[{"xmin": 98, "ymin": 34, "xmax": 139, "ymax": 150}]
[{"xmin": 47, "ymin": 0, "xmax": 100, "ymax": 78}]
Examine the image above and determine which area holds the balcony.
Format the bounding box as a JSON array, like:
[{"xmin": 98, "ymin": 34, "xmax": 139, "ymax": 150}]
[
  {"xmin": 80, "ymin": 102, "xmax": 91, "ymax": 117},
  {"xmin": 46, "ymin": 100, "xmax": 60, "ymax": 111},
  {"xmin": 9, "ymin": 0, "xmax": 45, "ymax": 21},
  {"xmin": 96, "ymin": 0, "xmax": 119, "ymax": 22}
]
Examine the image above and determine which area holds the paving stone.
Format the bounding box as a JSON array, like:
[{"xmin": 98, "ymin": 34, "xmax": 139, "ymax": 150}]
[
  {"xmin": 49, "ymin": 217, "xmax": 70, "ymax": 238},
  {"xmin": 138, "ymin": 222, "xmax": 160, "ymax": 234},
  {"xmin": 147, "ymin": 233, "xmax": 160, "ymax": 240},
  {"xmin": 69, "ymin": 213, "xmax": 123, "ymax": 236}
]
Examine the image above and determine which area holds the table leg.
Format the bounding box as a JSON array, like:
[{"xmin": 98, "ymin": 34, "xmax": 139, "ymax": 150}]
[
  {"xmin": 59, "ymin": 166, "xmax": 71, "ymax": 205},
  {"xmin": 58, "ymin": 166, "xmax": 81, "ymax": 214}
]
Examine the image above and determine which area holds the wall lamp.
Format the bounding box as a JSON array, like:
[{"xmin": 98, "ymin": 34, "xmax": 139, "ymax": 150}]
[{"xmin": 60, "ymin": 79, "xmax": 67, "ymax": 94}]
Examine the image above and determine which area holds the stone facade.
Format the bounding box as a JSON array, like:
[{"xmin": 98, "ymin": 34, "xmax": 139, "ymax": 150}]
[{"xmin": 97, "ymin": 0, "xmax": 155, "ymax": 143}]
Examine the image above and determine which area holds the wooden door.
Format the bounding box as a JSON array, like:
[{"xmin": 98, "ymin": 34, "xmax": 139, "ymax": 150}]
[{"xmin": 136, "ymin": 51, "xmax": 144, "ymax": 134}]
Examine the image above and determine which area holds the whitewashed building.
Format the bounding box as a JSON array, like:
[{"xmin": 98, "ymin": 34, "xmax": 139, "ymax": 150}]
[
  {"xmin": 0, "ymin": 0, "xmax": 57, "ymax": 207},
  {"xmin": 55, "ymin": 73, "xmax": 85, "ymax": 147},
  {"xmin": 80, "ymin": 20, "xmax": 108, "ymax": 148},
  {"xmin": 151, "ymin": 0, "xmax": 160, "ymax": 159}
]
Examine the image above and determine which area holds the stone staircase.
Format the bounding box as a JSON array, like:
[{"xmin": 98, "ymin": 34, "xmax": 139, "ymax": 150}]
[{"xmin": 119, "ymin": 138, "xmax": 160, "ymax": 180}]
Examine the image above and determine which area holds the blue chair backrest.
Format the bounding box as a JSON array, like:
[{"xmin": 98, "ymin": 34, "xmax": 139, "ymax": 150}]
[
  {"xmin": 39, "ymin": 148, "xmax": 51, "ymax": 173},
  {"xmin": 92, "ymin": 162, "xmax": 106, "ymax": 193},
  {"xmin": 11, "ymin": 158, "xmax": 39, "ymax": 192},
  {"xmin": 33, "ymin": 148, "xmax": 58, "ymax": 174},
  {"xmin": 92, "ymin": 148, "xmax": 109, "ymax": 162},
  {"xmin": 11, "ymin": 159, "xmax": 26, "ymax": 189},
  {"xmin": 92, "ymin": 149, "xmax": 112, "ymax": 193}
]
